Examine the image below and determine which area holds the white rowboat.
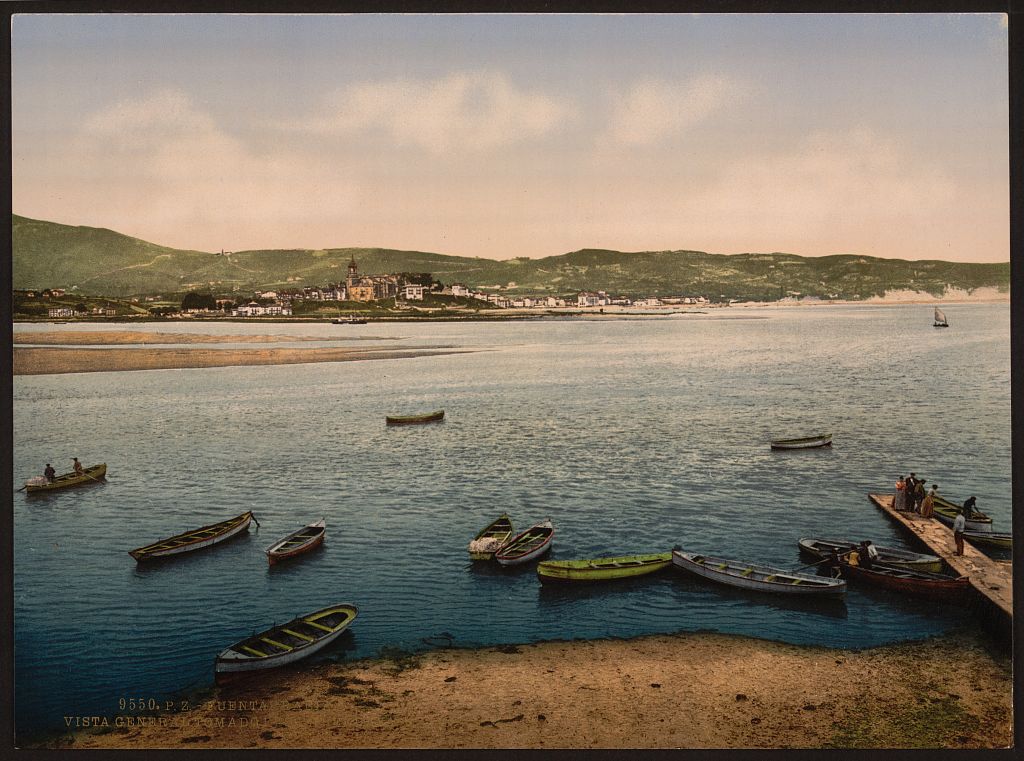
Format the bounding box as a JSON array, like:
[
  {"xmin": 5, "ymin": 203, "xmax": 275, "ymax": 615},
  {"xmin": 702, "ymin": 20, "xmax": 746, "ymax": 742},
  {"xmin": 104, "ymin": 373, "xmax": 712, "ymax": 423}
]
[{"xmin": 672, "ymin": 550, "xmax": 846, "ymax": 596}]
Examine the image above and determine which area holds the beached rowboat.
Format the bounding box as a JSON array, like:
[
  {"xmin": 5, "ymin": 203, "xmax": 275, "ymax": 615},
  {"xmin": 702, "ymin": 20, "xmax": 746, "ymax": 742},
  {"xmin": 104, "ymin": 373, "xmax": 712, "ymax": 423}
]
[
  {"xmin": 214, "ymin": 603, "xmax": 358, "ymax": 684},
  {"xmin": 24, "ymin": 463, "xmax": 107, "ymax": 493},
  {"xmin": 835, "ymin": 560, "xmax": 969, "ymax": 600},
  {"xmin": 468, "ymin": 513, "xmax": 515, "ymax": 560},
  {"xmin": 129, "ymin": 511, "xmax": 255, "ymax": 563},
  {"xmin": 672, "ymin": 550, "xmax": 846, "ymax": 596},
  {"xmin": 798, "ymin": 538, "xmax": 943, "ymax": 574},
  {"xmin": 495, "ymin": 519, "xmax": 554, "ymax": 566},
  {"xmin": 266, "ymin": 519, "xmax": 326, "ymax": 565},
  {"xmin": 537, "ymin": 552, "xmax": 672, "ymax": 583},
  {"xmin": 769, "ymin": 433, "xmax": 832, "ymax": 450},
  {"xmin": 963, "ymin": 531, "xmax": 1012, "ymax": 550},
  {"xmin": 930, "ymin": 495, "xmax": 993, "ymax": 533},
  {"xmin": 385, "ymin": 410, "xmax": 445, "ymax": 426}
]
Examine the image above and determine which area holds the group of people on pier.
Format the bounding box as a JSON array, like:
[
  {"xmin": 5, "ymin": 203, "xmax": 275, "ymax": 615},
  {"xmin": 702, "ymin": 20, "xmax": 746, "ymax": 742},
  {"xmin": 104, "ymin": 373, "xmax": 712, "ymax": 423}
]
[{"xmin": 893, "ymin": 473, "xmax": 938, "ymax": 517}]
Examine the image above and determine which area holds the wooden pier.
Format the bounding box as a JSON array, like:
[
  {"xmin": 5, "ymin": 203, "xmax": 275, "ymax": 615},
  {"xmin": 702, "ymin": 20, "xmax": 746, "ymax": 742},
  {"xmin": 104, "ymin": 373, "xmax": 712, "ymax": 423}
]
[{"xmin": 867, "ymin": 494, "xmax": 1012, "ymax": 632}]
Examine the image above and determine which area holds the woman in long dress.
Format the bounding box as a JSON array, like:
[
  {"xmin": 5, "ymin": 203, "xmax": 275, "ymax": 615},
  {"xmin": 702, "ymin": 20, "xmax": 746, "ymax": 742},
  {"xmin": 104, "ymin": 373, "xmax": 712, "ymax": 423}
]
[{"xmin": 894, "ymin": 476, "xmax": 907, "ymax": 510}]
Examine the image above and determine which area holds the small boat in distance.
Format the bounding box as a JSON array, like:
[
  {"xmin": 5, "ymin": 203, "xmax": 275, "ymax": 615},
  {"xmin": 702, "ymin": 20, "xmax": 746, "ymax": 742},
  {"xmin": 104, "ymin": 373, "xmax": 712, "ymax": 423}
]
[
  {"xmin": 332, "ymin": 316, "xmax": 367, "ymax": 324},
  {"xmin": 770, "ymin": 433, "xmax": 833, "ymax": 450},
  {"xmin": 495, "ymin": 519, "xmax": 554, "ymax": 566},
  {"xmin": 930, "ymin": 495, "xmax": 994, "ymax": 533},
  {"xmin": 934, "ymin": 306, "xmax": 949, "ymax": 328},
  {"xmin": 266, "ymin": 519, "xmax": 326, "ymax": 565},
  {"xmin": 468, "ymin": 513, "xmax": 515, "ymax": 560},
  {"xmin": 24, "ymin": 463, "xmax": 107, "ymax": 493},
  {"xmin": 214, "ymin": 603, "xmax": 358, "ymax": 684},
  {"xmin": 129, "ymin": 511, "xmax": 255, "ymax": 563},
  {"xmin": 385, "ymin": 410, "xmax": 445, "ymax": 426},
  {"xmin": 672, "ymin": 550, "xmax": 846, "ymax": 596},
  {"xmin": 537, "ymin": 552, "xmax": 672, "ymax": 583},
  {"xmin": 797, "ymin": 538, "xmax": 943, "ymax": 574}
]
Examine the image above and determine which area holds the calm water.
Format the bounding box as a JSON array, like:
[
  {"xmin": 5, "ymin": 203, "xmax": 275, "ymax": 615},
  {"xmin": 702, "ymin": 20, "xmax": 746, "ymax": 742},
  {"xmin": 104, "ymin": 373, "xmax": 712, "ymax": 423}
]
[{"xmin": 13, "ymin": 304, "xmax": 1012, "ymax": 738}]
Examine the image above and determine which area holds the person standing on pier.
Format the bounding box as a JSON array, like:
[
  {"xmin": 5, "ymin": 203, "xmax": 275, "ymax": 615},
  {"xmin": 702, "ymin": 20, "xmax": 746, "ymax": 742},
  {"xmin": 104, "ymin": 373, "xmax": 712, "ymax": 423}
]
[
  {"xmin": 913, "ymin": 478, "xmax": 927, "ymax": 513},
  {"xmin": 953, "ymin": 510, "xmax": 966, "ymax": 556},
  {"xmin": 920, "ymin": 486, "xmax": 936, "ymax": 519},
  {"xmin": 906, "ymin": 473, "xmax": 918, "ymax": 508},
  {"xmin": 894, "ymin": 476, "xmax": 907, "ymax": 510}
]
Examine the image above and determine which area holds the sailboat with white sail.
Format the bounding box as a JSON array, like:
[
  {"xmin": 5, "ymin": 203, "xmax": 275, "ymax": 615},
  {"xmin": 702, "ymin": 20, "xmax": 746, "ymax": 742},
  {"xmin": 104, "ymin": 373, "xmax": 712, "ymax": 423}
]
[{"xmin": 933, "ymin": 306, "xmax": 949, "ymax": 328}]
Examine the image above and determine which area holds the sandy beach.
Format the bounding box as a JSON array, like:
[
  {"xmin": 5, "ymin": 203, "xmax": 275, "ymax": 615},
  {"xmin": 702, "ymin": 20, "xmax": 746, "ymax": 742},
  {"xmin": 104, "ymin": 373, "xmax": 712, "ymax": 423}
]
[
  {"xmin": 44, "ymin": 630, "xmax": 1011, "ymax": 750},
  {"xmin": 12, "ymin": 331, "xmax": 476, "ymax": 375}
]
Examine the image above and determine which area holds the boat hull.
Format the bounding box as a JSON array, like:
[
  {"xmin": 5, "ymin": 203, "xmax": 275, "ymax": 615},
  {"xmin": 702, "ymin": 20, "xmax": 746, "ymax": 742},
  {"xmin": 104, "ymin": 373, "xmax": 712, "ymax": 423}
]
[
  {"xmin": 266, "ymin": 520, "xmax": 326, "ymax": 565},
  {"xmin": 836, "ymin": 562, "xmax": 969, "ymax": 600},
  {"xmin": 672, "ymin": 551, "xmax": 846, "ymax": 596},
  {"xmin": 25, "ymin": 463, "xmax": 107, "ymax": 493},
  {"xmin": 931, "ymin": 495, "xmax": 993, "ymax": 532},
  {"xmin": 495, "ymin": 520, "xmax": 554, "ymax": 566},
  {"xmin": 129, "ymin": 512, "xmax": 253, "ymax": 562},
  {"xmin": 386, "ymin": 410, "xmax": 445, "ymax": 426},
  {"xmin": 537, "ymin": 552, "xmax": 672, "ymax": 583},
  {"xmin": 798, "ymin": 538, "xmax": 943, "ymax": 574},
  {"xmin": 468, "ymin": 514, "xmax": 514, "ymax": 561},
  {"xmin": 215, "ymin": 604, "xmax": 357, "ymax": 684},
  {"xmin": 963, "ymin": 531, "xmax": 1012, "ymax": 550},
  {"xmin": 770, "ymin": 434, "xmax": 832, "ymax": 450}
]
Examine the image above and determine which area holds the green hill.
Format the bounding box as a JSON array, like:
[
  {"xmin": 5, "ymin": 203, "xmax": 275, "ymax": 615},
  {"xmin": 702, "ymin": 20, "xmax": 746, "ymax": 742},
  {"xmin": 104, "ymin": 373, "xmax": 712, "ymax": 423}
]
[{"xmin": 12, "ymin": 214, "xmax": 1010, "ymax": 301}]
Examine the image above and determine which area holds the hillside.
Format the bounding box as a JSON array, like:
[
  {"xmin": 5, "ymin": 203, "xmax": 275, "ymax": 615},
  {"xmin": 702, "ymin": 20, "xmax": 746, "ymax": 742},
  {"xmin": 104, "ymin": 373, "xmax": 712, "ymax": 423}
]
[{"xmin": 12, "ymin": 215, "xmax": 1010, "ymax": 300}]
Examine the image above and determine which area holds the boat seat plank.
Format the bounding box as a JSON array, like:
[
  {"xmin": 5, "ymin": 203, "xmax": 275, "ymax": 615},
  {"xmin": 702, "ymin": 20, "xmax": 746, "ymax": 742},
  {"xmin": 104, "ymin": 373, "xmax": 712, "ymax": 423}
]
[
  {"xmin": 765, "ymin": 575, "xmax": 777, "ymax": 582},
  {"xmin": 261, "ymin": 637, "xmax": 293, "ymax": 651},
  {"xmin": 741, "ymin": 568, "xmax": 754, "ymax": 577},
  {"xmin": 282, "ymin": 628, "xmax": 315, "ymax": 642},
  {"xmin": 305, "ymin": 620, "xmax": 335, "ymax": 633},
  {"xmin": 240, "ymin": 645, "xmax": 267, "ymax": 657}
]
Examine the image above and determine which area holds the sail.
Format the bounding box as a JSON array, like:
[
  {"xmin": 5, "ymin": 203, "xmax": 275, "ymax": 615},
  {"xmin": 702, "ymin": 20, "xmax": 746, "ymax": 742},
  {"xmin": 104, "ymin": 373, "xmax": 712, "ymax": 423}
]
[{"xmin": 934, "ymin": 307, "xmax": 947, "ymax": 325}]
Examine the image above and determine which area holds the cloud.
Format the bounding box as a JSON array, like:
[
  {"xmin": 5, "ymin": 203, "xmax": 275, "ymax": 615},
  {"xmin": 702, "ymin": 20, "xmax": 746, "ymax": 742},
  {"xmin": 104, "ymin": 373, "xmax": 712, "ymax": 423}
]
[
  {"xmin": 299, "ymin": 72, "xmax": 575, "ymax": 154},
  {"xmin": 605, "ymin": 74, "xmax": 742, "ymax": 147},
  {"xmin": 58, "ymin": 89, "xmax": 358, "ymax": 247}
]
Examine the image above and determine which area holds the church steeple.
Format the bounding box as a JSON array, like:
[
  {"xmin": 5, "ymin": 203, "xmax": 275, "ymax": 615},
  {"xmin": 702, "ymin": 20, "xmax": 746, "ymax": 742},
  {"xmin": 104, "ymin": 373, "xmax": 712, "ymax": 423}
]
[{"xmin": 347, "ymin": 256, "xmax": 359, "ymax": 286}]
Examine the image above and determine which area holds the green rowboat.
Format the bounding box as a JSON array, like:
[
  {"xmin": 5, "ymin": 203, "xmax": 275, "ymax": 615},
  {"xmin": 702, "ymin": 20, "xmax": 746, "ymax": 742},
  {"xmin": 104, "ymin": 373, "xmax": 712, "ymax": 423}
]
[
  {"xmin": 25, "ymin": 463, "xmax": 107, "ymax": 493},
  {"xmin": 963, "ymin": 531, "xmax": 1012, "ymax": 550},
  {"xmin": 537, "ymin": 552, "xmax": 673, "ymax": 583}
]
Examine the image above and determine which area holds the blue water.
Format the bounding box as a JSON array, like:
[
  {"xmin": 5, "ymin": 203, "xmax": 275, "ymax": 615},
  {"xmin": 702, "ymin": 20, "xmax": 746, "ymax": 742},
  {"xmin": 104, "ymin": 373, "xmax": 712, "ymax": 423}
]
[{"xmin": 12, "ymin": 304, "xmax": 1012, "ymax": 739}]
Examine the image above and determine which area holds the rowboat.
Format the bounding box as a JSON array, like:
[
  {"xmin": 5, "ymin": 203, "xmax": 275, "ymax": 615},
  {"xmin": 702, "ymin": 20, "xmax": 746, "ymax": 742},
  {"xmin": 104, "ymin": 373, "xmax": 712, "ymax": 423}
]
[
  {"xmin": 266, "ymin": 519, "xmax": 326, "ymax": 565},
  {"xmin": 770, "ymin": 433, "xmax": 832, "ymax": 450},
  {"xmin": 798, "ymin": 538, "xmax": 943, "ymax": 574},
  {"xmin": 214, "ymin": 603, "xmax": 358, "ymax": 684},
  {"xmin": 495, "ymin": 519, "xmax": 554, "ymax": 566},
  {"xmin": 385, "ymin": 410, "xmax": 445, "ymax": 426},
  {"xmin": 834, "ymin": 560, "xmax": 969, "ymax": 600},
  {"xmin": 931, "ymin": 495, "xmax": 993, "ymax": 533},
  {"xmin": 24, "ymin": 463, "xmax": 107, "ymax": 493},
  {"xmin": 468, "ymin": 513, "xmax": 514, "ymax": 561},
  {"xmin": 537, "ymin": 552, "xmax": 672, "ymax": 583},
  {"xmin": 672, "ymin": 550, "xmax": 846, "ymax": 596},
  {"xmin": 963, "ymin": 531, "xmax": 1012, "ymax": 550},
  {"xmin": 129, "ymin": 511, "xmax": 255, "ymax": 563},
  {"xmin": 332, "ymin": 316, "xmax": 367, "ymax": 324}
]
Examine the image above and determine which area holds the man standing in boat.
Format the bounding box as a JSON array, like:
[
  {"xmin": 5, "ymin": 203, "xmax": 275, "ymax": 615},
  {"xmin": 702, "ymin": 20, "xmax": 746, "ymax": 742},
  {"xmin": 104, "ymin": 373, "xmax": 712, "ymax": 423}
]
[
  {"xmin": 72, "ymin": 457, "xmax": 83, "ymax": 476},
  {"xmin": 44, "ymin": 463, "xmax": 56, "ymax": 482},
  {"xmin": 963, "ymin": 496, "xmax": 978, "ymax": 519}
]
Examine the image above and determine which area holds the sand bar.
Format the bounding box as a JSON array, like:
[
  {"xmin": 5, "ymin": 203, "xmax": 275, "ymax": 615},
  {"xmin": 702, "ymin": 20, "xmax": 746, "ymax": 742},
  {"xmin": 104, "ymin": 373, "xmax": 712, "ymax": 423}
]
[
  {"xmin": 48, "ymin": 630, "xmax": 1011, "ymax": 750},
  {"xmin": 14, "ymin": 346, "xmax": 475, "ymax": 375},
  {"xmin": 13, "ymin": 330, "xmax": 392, "ymax": 345}
]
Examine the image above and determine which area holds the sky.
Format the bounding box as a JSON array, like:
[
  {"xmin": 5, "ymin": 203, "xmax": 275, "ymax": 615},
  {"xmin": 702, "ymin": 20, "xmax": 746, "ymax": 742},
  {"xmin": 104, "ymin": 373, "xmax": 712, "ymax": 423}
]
[{"xmin": 11, "ymin": 13, "xmax": 1010, "ymax": 262}]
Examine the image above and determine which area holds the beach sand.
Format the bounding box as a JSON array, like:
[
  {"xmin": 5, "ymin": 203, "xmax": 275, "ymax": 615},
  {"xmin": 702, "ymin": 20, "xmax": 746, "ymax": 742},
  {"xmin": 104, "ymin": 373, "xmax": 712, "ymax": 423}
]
[
  {"xmin": 12, "ymin": 331, "xmax": 371, "ymax": 345},
  {"xmin": 47, "ymin": 630, "xmax": 1011, "ymax": 750}
]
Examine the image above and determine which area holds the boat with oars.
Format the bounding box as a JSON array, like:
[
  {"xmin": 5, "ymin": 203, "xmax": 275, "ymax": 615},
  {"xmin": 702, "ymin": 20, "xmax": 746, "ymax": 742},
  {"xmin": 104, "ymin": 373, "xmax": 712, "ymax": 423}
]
[
  {"xmin": 129, "ymin": 511, "xmax": 257, "ymax": 563},
  {"xmin": 769, "ymin": 433, "xmax": 832, "ymax": 450},
  {"xmin": 537, "ymin": 552, "xmax": 673, "ymax": 583},
  {"xmin": 672, "ymin": 550, "xmax": 846, "ymax": 596},
  {"xmin": 468, "ymin": 513, "xmax": 515, "ymax": 560},
  {"xmin": 934, "ymin": 306, "xmax": 949, "ymax": 328},
  {"xmin": 24, "ymin": 463, "xmax": 107, "ymax": 493},
  {"xmin": 385, "ymin": 410, "xmax": 445, "ymax": 426},
  {"xmin": 495, "ymin": 519, "xmax": 554, "ymax": 566},
  {"xmin": 930, "ymin": 494, "xmax": 994, "ymax": 533},
  {"xmin": 266, "ymin": 519, "xmax": 326, "ymax": 565},
  {"xmin": 214, "ymin": 603, "xmax": 358, "ymax": 684},
  {"xmin": 798, "ymin": 538, "xmax": 942, "ymax": 573},
  {"xmin": 833, "ymin": 559, "xmax": 969, "ymax": 600}
]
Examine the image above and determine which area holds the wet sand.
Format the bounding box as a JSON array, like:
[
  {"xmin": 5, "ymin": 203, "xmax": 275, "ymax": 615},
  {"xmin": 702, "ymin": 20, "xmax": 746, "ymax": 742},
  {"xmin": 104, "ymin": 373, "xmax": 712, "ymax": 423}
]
[
  {"xmin": 47, "ymin": 630, "xmax": 1011, "ymax": 750},
  {"xmin": 12, "ymin": 330, "xmax": 394, "ymax": 345},
  {"xmin": 13, "ymin": 346, "xmax": 475, "ymax": 375}
]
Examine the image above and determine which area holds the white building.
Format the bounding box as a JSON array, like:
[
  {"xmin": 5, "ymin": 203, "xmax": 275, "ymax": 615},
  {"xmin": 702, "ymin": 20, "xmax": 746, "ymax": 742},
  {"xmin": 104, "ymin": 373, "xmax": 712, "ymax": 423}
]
[
  {"xmin": 451, "ymin": 284, "xmax": 469, "ymax": 297},
  {"xmin": 48, "ymin": 307, "xmax": 75, "ymax": 318},
  {"xmin": 403, "ymin": 284, "xmax": 425, "ymax": 301},
  {"xmin": 233, "ymin": 301, "xmax": 293, "ymax": 317}
]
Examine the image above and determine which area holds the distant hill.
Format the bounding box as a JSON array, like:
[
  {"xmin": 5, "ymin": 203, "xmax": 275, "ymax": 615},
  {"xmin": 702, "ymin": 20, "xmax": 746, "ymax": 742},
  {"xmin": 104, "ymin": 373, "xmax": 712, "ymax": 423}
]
[{"xmin": 12, "ymin": 214, "xmax": 1010, "ymax": 301}]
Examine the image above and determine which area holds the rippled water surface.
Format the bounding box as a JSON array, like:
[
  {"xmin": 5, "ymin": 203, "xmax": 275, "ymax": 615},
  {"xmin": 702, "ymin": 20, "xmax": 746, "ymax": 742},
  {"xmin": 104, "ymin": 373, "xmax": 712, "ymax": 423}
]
[{"xmin": 13, "ymin": 305, "xmax": 1012, "ymax": 737}]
